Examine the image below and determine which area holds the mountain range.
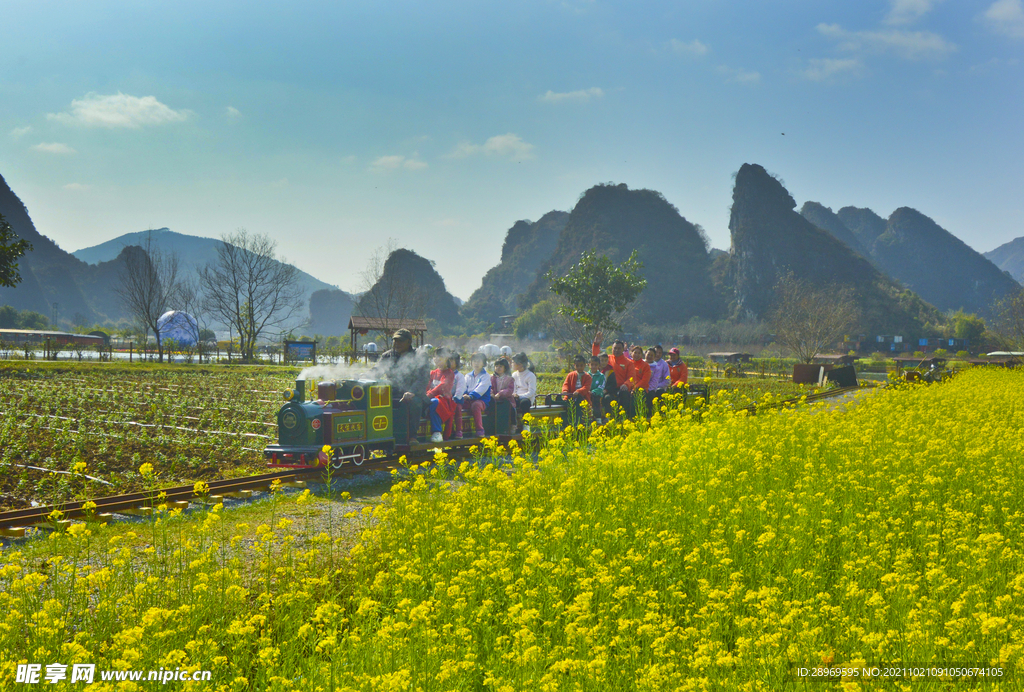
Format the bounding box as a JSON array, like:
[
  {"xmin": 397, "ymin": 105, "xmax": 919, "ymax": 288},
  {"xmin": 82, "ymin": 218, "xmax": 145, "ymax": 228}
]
[
  {"xmin": 4, "ymin": 163, "xmax": 1022, "ymax": 340},
  {"xmin": 800, "ymin": 202, "xmax": 1019, "ymax": 317}
]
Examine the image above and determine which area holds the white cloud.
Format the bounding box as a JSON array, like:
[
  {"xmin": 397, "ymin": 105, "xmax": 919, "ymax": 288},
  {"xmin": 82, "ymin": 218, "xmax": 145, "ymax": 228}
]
[
  {"xmin": 225, "ymin": 106, "xmax": 242, "ymax": 119},
  {"xmin": 10, "ymin": 126, "xmax": 32, "ymax": 138},
  {"xmin": 539, "ymin": 87, "xmax": 604, "ymax": 103},
  {"xmin": 47, "ymin": 92, "xmax": 192, "ymax": 128},
  {"xmin": 63, "ymin": 182, "xmax": 90, "ymax": 191},
  {"xmin": 885, "ymin": 0, "xmax": 939, "ymax": 25},
  {"xmin": 370, "ymin": 155, "xmax": 428, "ymax": 171},
  {"xmin": 31, "ymin": 142, "xmax": 76, "ymax": 155},
  {"xmin": 802, "ymin": 57, "xmax": 863, "ymax": 81},
  {"xmin": 717, "ymin": 66, "xmax": 761, "ymax": 84},
  {"xmin": 983, "ymin": 0, "xmax": 1024, "ymax": 38},
  {"xmin": 445, "ymin": 133, "xmax": 536, "ymax": 160},
  {"xmin": 668, "ymin": 38, "xmax": 709, "ymax": 56},
  {"xmin": 817, "ymin": 23, "xmax": 956, "ymax": 59}
]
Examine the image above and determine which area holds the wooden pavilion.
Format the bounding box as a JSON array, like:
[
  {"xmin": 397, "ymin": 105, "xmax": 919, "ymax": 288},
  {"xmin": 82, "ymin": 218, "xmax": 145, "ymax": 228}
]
[{"xmin": 348, "ymin": 317, "xmax": 428, "ymax": 353}]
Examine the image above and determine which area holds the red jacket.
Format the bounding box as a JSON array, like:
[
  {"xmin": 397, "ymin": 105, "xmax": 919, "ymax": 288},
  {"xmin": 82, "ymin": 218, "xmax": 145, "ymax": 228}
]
[
  {"xmin": 631, "ymin": 358, "xmax": 651, "ymax": 391},
  {"xmin": 561, "ymin": 371, "xmax": 592, "ymax": 398},
  {"xmin": 669, "ymin": 360, "xmax": 688, "ymax": 386},
  {"xmin": 426, "ymin": 368, "xmax": 454, "ymax": 399}
]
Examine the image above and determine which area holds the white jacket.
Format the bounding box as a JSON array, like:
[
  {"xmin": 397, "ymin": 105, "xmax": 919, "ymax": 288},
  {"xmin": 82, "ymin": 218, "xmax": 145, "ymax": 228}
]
[{"xmin": 513, "ymin": 369, "xmax": 537, "ymax": 401}]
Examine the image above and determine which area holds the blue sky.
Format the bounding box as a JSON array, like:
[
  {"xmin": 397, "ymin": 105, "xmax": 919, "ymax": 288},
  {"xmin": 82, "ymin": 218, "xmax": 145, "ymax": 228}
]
[{"xmin": 1, "ymin": 0, "xmax": 1022, "ymax": 299}]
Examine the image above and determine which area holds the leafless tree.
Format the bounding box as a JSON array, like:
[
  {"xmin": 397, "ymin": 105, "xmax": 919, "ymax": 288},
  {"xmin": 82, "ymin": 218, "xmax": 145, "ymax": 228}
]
[
  {"xmin": 176, "ymin": 276, "xmax": 213, "ymax": 363},
  {"xmin": 114, "ymin": 232, "xmax": 180, "ymax": 363},
  {"xmin": 992, "ymin": 289, "xmax": 1024, "ymax": 351},
  {"xmin": 769, "ymin": 272, "xmax": 860, "ymax": 364},
  {"xmin": 198, "ymin": 229, "xmax": 304, "ymax": 362},
  {"xmin": 356, "ymin": 240, "xmax": 427, "ymax": 348}
]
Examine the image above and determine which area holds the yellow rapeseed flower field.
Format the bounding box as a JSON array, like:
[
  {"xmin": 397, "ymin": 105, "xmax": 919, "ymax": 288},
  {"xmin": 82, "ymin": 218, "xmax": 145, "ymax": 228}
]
[{"xmin": 1, "ymin": 368, "xmax": 1022, "ymax": 691}]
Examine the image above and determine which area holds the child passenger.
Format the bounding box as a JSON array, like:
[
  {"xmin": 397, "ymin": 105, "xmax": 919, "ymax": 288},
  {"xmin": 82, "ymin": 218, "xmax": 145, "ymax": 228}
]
[
  {"xmin": 460, "ymin": 353, "xmax": 491, "ymax": 438},
  {"xmin": 511, "ymin": 352, "xmax": 537, "ymax": 432},
  {"xmin": 426, "ymin": 347, "xmax": 455, "ymax": 443},
  {"xmin": 560, "ymin": 354, "xmax": 592, "ymax": 424}
]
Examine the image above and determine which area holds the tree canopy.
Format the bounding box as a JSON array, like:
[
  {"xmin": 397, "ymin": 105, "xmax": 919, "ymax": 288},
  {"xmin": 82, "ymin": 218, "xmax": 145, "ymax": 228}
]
[
  {"xmin": 0, "ymin": 212, "xmax": 32, "ymax": 288},
  {"xmin": 547, "ymin": 250, "xmax": 647, "ymax": 339}
]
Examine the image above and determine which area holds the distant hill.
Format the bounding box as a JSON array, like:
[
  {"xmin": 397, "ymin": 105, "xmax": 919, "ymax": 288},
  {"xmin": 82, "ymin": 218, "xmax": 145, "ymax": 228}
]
[
  {"xmin": 521, "ymin": 183, "xmax": 723, "ymax": 325},
  {"xmin": 868, "ymin": 208, "xmax": 1019, "ymax": 316},
  {"xmin": 73, "ymin": 228, "xmax": 340, "ymax": 319},
  {"xmin": 308, "ymin": 288, "xmax": 356, "ymax": 337},
  {"xmin": 984, "ymin": 236, "xmax": 1024, "ymax": 284},
  {"xmin": 802, "ymin": 202, "xmax": 1019, "ymax": 316},
  {"xmin": 0, "ymin": 172, "xmax": 123, "ymax": 323},
  {"xmin": 460, "ymin": 211, "xmax": 568, "ymax": 329},
  {"xmin": 726, "ymin": 163, "xmax": 940, "ymax": 336},
  {"xmin": 356, "ymin": 248, "xmax": 461, "ymax": 329},
  {"xmin": 836, "ymin": 206, "xmax": 887, "ymax": 251},
  {"xmin": 799, "ymin": 202, "xmax": 870, "ymax": 258}
]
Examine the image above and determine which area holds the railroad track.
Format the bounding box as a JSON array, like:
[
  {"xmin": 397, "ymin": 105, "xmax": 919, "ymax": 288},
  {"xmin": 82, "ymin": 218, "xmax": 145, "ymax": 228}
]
[{"xmin": 0, "ymin": 386, "xmax": 866, "ymax": 537}]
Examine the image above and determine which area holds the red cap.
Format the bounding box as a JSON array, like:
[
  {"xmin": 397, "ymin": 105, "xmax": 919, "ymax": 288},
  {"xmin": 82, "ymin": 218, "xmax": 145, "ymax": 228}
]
[{"xmin": 668, "ymin": 347, "xmax": 680, "ymax": 355}]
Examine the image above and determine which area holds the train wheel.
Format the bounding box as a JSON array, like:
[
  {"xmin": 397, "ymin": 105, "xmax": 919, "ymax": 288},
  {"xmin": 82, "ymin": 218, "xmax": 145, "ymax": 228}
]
[{"xmin": 352, "ymin": 445, "xmax": 367, "ymax": 466}]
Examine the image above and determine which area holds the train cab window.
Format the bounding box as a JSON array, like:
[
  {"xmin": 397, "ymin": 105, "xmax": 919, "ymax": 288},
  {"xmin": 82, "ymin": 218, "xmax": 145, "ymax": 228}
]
[{"xmin": 370, "ymin": 385, "xmax": 391, "ymax": 408}]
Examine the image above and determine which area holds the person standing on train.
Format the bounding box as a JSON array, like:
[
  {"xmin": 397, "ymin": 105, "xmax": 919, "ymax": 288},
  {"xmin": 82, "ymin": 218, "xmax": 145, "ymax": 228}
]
[
  {"xmin": 668, "ymin": 348, "xmax": 688, "ymax": 387},
  {"xmin": 461, "ymin": 353, "xmax": 491, "ymax": 438},
  {"xmin": 376, "ymin": 329, "xmax": 430, "ymax": 445},
  {"xmin": 511, "ymin": 352, "xmax": 536, "ymax": 432},
  {"xmin": 426, "ymin": 347, "xmax": 456, "ymax": 443}
]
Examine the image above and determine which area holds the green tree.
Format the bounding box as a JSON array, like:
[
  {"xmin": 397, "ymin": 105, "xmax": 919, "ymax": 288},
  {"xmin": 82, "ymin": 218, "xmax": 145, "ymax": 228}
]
[
  {"xmin": 0, "ymin": 212, "xmax": 33, "ymax": 288},
  {"xmin": 950, "ymin": 310, "xmax": 986, "ymax": 346},
  {"xmin": 547, "ymin": 250, "xmax": 647, "ymax": 343}
]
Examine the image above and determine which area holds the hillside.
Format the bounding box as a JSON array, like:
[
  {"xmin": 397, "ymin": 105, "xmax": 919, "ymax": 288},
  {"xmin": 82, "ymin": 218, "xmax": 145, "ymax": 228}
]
[
  {"xmin": 984, "ymin": 236, "xmax": 1024, "ymax": 284},
  {"xmin": 727, "ymin": 163, "xmax": 940, "ymax": 336},
  {"xmin": 799, "ymin": 202, "xmax": 870, "ymax": 258},
  {"xmin": 0, "ymin": 172, "xmax": 121, "ymax": 323},
  {"xmin": 522, "ymin": 183, "xmax": 723, "ymax": 325},
  {"xmin": 356, "ymin": 248, "xmax": 461, "ymax": 329},
  {"xmin": 836, "ymin": 206, "xmax": 887, "ymax": 251},
  {"xmin": 867, "ymin": 208, "xmax": 1019, "ymax": 316},
  {"xmin": 460, "ymin": 211, "xmax": 568, "ymax": 329},
  {"xmin": 73, "ymin": 228, "xmax": 339, "ymax": 315}
]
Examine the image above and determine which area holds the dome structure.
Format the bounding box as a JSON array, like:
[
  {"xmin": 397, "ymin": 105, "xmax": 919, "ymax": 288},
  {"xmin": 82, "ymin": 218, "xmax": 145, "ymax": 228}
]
[{"xmin": 157, "ymin": 310, "xmax": 199, "ymax": 346}]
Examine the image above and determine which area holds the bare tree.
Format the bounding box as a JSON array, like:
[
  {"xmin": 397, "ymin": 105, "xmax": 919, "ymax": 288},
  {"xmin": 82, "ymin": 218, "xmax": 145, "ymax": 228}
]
[
  {"xmin": 992, "ymin": 289, "xmax": 1024, "ymax": 351},
  {"xmin": 356, "ymin": 240, "xmax": 427, "ymax": 348},
  {"xmin": 176, "ymin": 276, "xmax": 213, "ymax": 363},
  {"xmin": 114, "ymin": 232, "xmax": 180, "ymax": 363},
  {"xmin": 198, "ymin": 229, "xmax": 304, "ymax": 363},
  {"xmin": 770, "ymin": 272, "xmax": 860, "ymax": 364}
]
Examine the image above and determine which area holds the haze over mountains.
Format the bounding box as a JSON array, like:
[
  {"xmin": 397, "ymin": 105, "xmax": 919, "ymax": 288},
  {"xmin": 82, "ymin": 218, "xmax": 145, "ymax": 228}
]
[{"xmin": 3, "ymin": 163, "xmax": 1022, "ymax": 341}]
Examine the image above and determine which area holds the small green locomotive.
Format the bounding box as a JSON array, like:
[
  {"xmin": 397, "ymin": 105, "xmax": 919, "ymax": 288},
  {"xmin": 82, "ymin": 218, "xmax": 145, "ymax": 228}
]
[
  {"xmin": 265, "ymin": 377, "xmax": 518, "ymax": 469},
  {"xmin": 265, "ymin": 379, "xmax": 395, "ymax": 468}
]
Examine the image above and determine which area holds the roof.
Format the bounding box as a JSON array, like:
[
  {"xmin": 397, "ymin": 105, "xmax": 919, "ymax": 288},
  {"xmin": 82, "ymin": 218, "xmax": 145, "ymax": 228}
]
[
  {"xmin": 0, "ymin": 329, "xmax": 104, "ymax": 340},
  {"xmin": 348, "ymin": 317, "xmax": 428, "ymax": 332}
]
